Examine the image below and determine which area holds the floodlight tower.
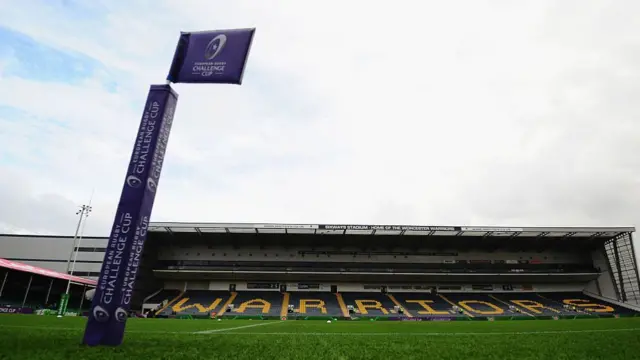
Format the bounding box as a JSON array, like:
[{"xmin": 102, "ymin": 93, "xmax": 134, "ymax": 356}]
[{"xmin": 58, "ymin": 198, "xmax": 93, "ymax": 318}]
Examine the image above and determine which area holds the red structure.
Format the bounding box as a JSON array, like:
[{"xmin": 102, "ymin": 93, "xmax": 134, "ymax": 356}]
[{"xmin": 0, "ymin": 257, "xmax": 96, "ymax": 312}]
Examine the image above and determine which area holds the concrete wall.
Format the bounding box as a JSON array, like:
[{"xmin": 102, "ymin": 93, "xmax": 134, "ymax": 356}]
[{"xmin": 0, "ymin": 234, "xmax": 108, "ymax": 279}]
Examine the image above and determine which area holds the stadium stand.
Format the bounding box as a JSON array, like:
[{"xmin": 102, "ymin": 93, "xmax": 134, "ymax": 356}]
[
  {"xmin": 3, "ymin": 222, "xmax": 639, "ymax": 323},
  {"xmin": 0, "ymin": 258, "xmax": 96, "ymax": 315},
  {"xmin": 128, "ymin": 222, "xmax": 640, "ymax": 321},
  {"xmin": 139, "ymin": 289, "xmax": 637, "ymax": 319}
]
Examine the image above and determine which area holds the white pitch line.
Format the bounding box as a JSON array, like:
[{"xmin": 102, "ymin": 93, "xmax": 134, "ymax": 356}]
[
  {"xmin": 213, "ymin": 328, "xmax": 640, "ymax": 336},
  {"xmin": 192, "ymin": 321, "xmax": 282, "ymax": 334}
]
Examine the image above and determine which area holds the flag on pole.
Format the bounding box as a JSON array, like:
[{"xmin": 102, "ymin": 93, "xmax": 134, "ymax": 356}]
[{"xmin": 167, "ymin": 28, "xmax": 256, "ymax": 85}]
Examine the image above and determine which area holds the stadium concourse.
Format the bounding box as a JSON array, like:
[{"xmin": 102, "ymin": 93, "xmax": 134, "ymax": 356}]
[
  {"xmin": 0, "ymin": 258, "xmax": 96, "ymax": 315},
  {"xmin": 126, "ymin": 222, "xmax": 640, "ymax": 320}
]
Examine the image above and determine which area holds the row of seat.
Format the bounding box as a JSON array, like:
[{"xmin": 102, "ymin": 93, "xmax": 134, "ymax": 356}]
[{"xmin": 149, "ymin": 291, "xmax": 634, "ymax": 317}]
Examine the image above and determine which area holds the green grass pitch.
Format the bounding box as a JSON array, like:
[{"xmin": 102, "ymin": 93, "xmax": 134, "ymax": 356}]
[{"xmin": 1, "ymin": 315, "xmax": 640, "ymax": 359}]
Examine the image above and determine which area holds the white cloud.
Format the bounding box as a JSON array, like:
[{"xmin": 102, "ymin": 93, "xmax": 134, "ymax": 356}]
[{"xmin": 0, "ymin": 0, "xmax": 639, "ymax": 243}]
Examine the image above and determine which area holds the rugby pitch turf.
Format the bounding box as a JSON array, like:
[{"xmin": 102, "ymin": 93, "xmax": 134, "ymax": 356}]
[{"xmin": 1, "ymin": 315, "xmax": 640, "ymax": 359}]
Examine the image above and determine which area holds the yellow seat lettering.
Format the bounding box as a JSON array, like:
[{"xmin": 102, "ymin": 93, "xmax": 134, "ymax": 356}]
[
  {"xmin": 510, "ymin": 300, "xmax": 558, "ymax": 314},
  {"xmin": 458, "ymin": 300, "xmax": 504, "ymax": 315},
  {"xmin": 236, "ymin": 299, "xmax": 272, "ymax": 314},
  {"xmin": 171, "ymin": 297, "xmax": 222, "ymax": 313},
  {"xmin": 355, "ymin": 300, "xmax": 389, "ymax": 315},
  {"xmin": 405, "ymin": 300, "xmax": 449, "ymax": 315},
  {"xmin": 299, "ymin": 299, "xmax": 327, "ymax": 314},
  {"xmin": 563, "ymin": 299, "xmax": 614, "ymax": 313}
]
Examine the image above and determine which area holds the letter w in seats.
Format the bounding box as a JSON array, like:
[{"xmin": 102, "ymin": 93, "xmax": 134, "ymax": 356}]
[{"xmin": 172, "ymin": 298, "xmax": 222, "ymax": 313}]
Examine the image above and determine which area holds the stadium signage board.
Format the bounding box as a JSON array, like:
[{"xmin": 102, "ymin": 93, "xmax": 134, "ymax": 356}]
[
  {"xmin": 388, "ymin": 317, "xmax": 454, "ymax": 321},
  {"xmin": 257, "ymin": 224, "xmax": 318, "ymax": 229},
  {"xmin": 167, "ymin": 28, "xmax": 256, "ymax": 84},
  {"xmin": 224, "ymin": 224, "xmax": 523, "ymax": 232},
  {"xmin": 0, "ymin": 306, "xmax": 33, "ymax": 314},
  {"xmin": 36, "ymin": 309, "xmax": 76, "ymax": 316},
  {"xmin": 319, "ymin": 224, "xmax": 457, "ymax": 231},
  {"xmin": 244, "ymin": 224, "xmax": 520, "ymax": 232},
  {"xmin": 461, "ymin": 227, "xmax": 523, "ymax": 232},
  {"xmin": 83, "ymin": 85, "xmax": 178, "ymax": 347}
]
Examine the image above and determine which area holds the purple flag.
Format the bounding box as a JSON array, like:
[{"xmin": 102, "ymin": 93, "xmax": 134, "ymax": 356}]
[
  {"xmin": 82, "ymin": 84, "xmax": 178, "ymax": 346},
  {"xmin": 167, "ymin": 28, "xmax": 255, "ymax": 84}
]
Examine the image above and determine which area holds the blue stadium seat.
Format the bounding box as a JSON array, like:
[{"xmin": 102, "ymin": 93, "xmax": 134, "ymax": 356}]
[
  {"xmin": 340, "ymin": 292, "xmax": 397, "ymax": 317},
  {"xmin": 226, "ymin": 291, "xmax": 282, "ymax": 316},
  {"xmin": 394, "ymin": 292, "xmax": 460, "ymax": 318},
  {"xmin": 160, "ymin": 290, "xmax": 231, "ymax": 316},
  {"xmin": 441, "ymin": 293, "xmax": 518, "ymax": 317},
  {"xmin": 141, "ymin": 290, "xmax": 640, "ymax": 318},
  {"xmin": 287, "ymin": 292, "xmax": 343, "ymax": 317},
  {"xmin": 541, "ymin": 292, "xmax": 632, "ymax": 315}
]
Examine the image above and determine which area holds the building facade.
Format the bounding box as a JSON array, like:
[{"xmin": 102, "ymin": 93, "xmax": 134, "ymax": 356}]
[{"xmin": 0, "ymin": 234, "xmax": 108, "ymax": 279}]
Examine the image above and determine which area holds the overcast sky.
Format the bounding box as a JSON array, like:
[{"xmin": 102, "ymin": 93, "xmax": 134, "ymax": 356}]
[{"xmin": 0, "ymin": 0, "xmax": 639, "ymax": 240}]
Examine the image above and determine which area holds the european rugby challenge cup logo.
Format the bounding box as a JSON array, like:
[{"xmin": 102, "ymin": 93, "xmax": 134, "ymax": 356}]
[
  {"xmin": 93, "ymin": 305, "xmax": 110, "ymax": 323},
  {"xmin": 126, "ymin": 175, "xmax": 143, "ymax": 188},
  {"xmin": 114, "ymin": 307, "xmax": 128, "ymax": 322},
  {"xmin": 126, "ymin": 175, "xmax": 157, "ymax": 193},
  {"xmin": 204, "ymin": 34, "xmax": 227, "ymax": 60},
  {"xmin": 92, "ymin": 306, "xmax": 128, "ymax": 323}
]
